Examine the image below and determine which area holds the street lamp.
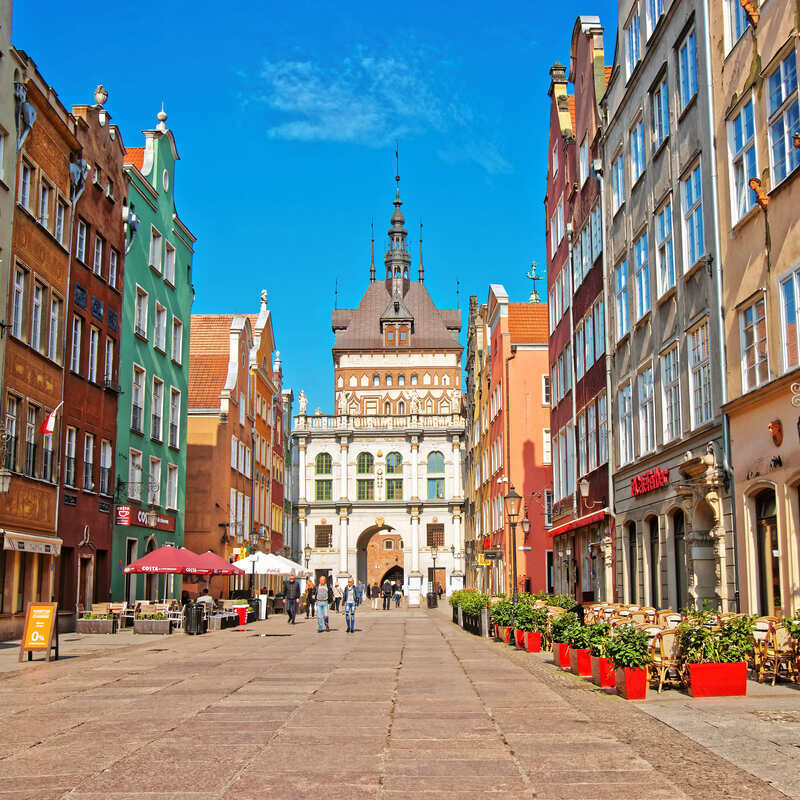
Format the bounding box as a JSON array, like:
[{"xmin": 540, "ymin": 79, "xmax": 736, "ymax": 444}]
[
  {"xmin": 520, "ymin": 515, "xmax": 530, "ymax": 538},
  {"xmin": 304, "ymin": 544, "xmax": 311, "ymax": 570},
  {"xmin": 579, "ymin": 477, "xmax": 602, "ymax": 510},
  {"xmin": 504, "ymin": 485, "xmax": 522, "ymax": 605},
  {"xmin": 430, "ymin": 544, "xmax": 439, "ymax": 595}
]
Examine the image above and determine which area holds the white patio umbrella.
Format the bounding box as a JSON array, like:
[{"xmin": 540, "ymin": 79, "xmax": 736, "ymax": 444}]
[
  {"xmin": 272, "ymin": 554, "xmax": 304, "ymax": 575},
  {"xmin": 232, "ymin": 552, "xmax": 291, "ymax": 575}
]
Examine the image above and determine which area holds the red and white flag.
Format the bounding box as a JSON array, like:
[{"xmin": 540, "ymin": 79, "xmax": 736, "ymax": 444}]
[{"xmin": 40, "ymin": 402, "xmax": 63, "ymax": 436}]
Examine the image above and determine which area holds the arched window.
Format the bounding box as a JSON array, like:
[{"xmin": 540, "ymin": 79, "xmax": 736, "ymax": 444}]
[
  {"xmin": 386, "ymin": 375, "xmax": 392, "ymax": 386},
  {"xmin": 384, "ymin": 401, "xmax": 391, "ymax": 415},
  {"xmin": 315, "ymin": 453, "xmax": 332, "ymax": 474},
  {"xmin": 427, "ymin": 451, "xmax": 445, "ymax": 473},
  {"xmin": 386, "ymin": 452, "xmax": 403, "ymax": 474},
  {"xmin": 398, "ymin": 375, "xmax": 405, "ymax": 386},
  {"xmin": 356, "ymin": 452, "xmax": 374, "ymax": 474},
  {"xmin": 442, "ymin": 375, "xmax": 450, "ymax": 386},
  {"xmin": 411, "ymin": 374, "xmax": 418, "ymax": 386},
  {"xmin": 373, "ymin": 375, "xmax": 380, "ymax": 387},
  {"xmin": 398, "ymin": 401, "xmax": 405, "ymax": 414}
]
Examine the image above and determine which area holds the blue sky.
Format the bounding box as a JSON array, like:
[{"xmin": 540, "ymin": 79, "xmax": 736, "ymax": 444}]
[{"xmin": 14, "ymin": 0, "xmax": 617, "ymax": 412}]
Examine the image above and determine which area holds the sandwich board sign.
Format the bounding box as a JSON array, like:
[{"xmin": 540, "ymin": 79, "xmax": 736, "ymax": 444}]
[{"xmin": 19, "ymin": 602, "xmax": 59, "ymax": 662}]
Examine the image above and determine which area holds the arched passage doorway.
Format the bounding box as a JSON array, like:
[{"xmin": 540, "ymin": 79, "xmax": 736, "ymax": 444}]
[{"xmin": 356, "ymin": 525, "xmax": 406, "ymax": 589}]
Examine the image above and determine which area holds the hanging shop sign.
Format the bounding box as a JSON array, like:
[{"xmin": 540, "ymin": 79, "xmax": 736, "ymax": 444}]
[
  {"xmin": 630, "ymin": 467, "xmax": 669, "ymax": 497},
  {"xmin": 482, "ymin": 550, "xmax": 503, "ymax": 561},
  {"xmin": 115, "ymin": 505, "xmax": 176, "ymax": 532}
]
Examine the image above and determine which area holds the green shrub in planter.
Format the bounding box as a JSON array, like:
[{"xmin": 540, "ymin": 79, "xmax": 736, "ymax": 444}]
[
  {"xmin": 513, "ymin": 603, "xmax": 548, "ymax": 633},
  {"xmin": 782, "ymin": 612, "xmax": 800, "ymax": 642},
  {"xmin": 565, "ymin": 623, "xmax": 592, "ymax": 649},
  {"xmin": 679, "ymin": 616, "xmax": 754, "ymax": 664},
  {"xmin": 587, "ymin": 623, "xmax": 611, "ymax": 657},
  {"xmin": 549, "ymin": 611, "xmax": 579, "ymax": 644},
  {"xmin": 606, "ymin": 625, "xmax": 651, "ymax": 669},
  {"xmin": 489, "ymin": 600, "xmax": 514, "ymax": 628},
  {"xmin": 459, "ymin": 592, "xmax": 489, "ymax": 617}
]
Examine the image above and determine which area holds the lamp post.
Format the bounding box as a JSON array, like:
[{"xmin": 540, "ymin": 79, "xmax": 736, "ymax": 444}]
[
  {"xmin": 503, "ymin": 486, "xmax": 522, "ymax": 605},
  {"xmin": 430, "ymin": 544, "xmax": 439, "ymax": 595},
  {"xmin": 304, "ymin": 544, "xmax": 311, "ymax": 571},
  {"xmin": 579, "ymin": 477, "xmax": 601, "ymax": 510}
]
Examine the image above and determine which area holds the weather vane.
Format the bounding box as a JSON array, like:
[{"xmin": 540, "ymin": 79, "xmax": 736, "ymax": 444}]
[{"xmin": 526, "ymin": 261, "xmax": 542, "ymax": 303}]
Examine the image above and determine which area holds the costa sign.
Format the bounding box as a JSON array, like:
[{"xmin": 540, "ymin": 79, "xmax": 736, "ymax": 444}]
[
  {"xmin": 115, "ymin": 505, "xmax": 176, "ymax": 532},
  {"xmin": 631, "ymin": 468, "xmax": 669, "ymax": 497}
]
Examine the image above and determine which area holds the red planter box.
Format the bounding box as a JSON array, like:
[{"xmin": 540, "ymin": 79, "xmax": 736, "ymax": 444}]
[
  {"xmin": 569, "ymin": 647, "xmax": 592, "ymax": 676},
  {"xmin": 515, "ymin": 629, "xmax": 525, "ymax": 648},
  {"xmin": 505, "ymin": 626, "xmax": 512, "ymax": 644},
  {"xmin": 591, "ymin": 655, "xmax": 616, "ymax": 688},
  {"xmin": 553, "ymin": 642, "xmax": 570, "ymax": 667},
  {"xmin": 524, "ymin": 631, "xmax": 542, "ymax": 653},
  {"xmin": 615, "ymin": 666, "xmax": 647, "ymax": 700},
  {"xmin": 687, "ymin": 661, "xmax": 747, "ymax": 697}
]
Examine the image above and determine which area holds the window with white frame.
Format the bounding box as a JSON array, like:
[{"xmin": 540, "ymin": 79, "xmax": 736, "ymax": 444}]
[
  {"xmin": 87, "ymin": 326, "xmax": 99, "ymax": 382},
  {"xmin": 552, "ymin": 141, "xmax": 559, "ymax": 175},
  {"xmin": 104, "ymin": 337, "xmax": 114, "ymax": 382},
  {"xmin": 48, "ymin": 296, "xmax": 61, "ymax": 361},
  {"xmin": 638, "ymin": 365, "xmax": 656, "ymax": 454},
  {"xmin": 740, "ymin": 296, "xmax": 769, "ymax": 391},
  {"xmin": 634, "ymin": 233, "xmax": 651, "ymax": 319},
  {"xmin": 149, "ymin": 227, "xmax": 162, "ymax": 271},
  {"xmin": 154, "ymin": 303, "xmax": 166, "ymax": 351},
  {"xmin": 171, "ymin": 317, "xmax": 183, "ymax": 364},
  {"xmin": 230, "ymin": 436, "xmax": 237, "ymax": 468},
  {"xmin": 76, "ymin": 220, "xmax": 87, "ymax": 263},
  {"xmin": 625, "ymin": 10, "xmax": 641, "ymax": 78},
  {"xmin": 65, "ymin": 427, "xmax": 77, "ymax": 487},
  {"xmin": 39, "ymin": 181, "xmax": 52, "ymax": 229},
  {"xmin": 70, "ymin": 316, "xmax": 82, "ymax": 374},
  {"xmin": 580, "ymin": 138, "xmax": 589, "ymax": 185},
  {"xmin": 167, "ymin": 464, "xmax": 178, "ymax": 509},
  {"xmin": 615, "ymin": 260, "xmax": 630, "ymax": 339},
  {"xmin": 598, "ymin": 392, "xmax": 608, "ymax": 463},
  {"xmin": 564, "ymin": 342, "xmax": 572, "ymax": 393},
  {"xmin": 631, "ymin": 118, "xmax": 646, "ymax": 182},
  {"xmin": 151, "ymin": 377, "xmax": 164, "ymax": 441},
  {"xmin": 724, "ymin": 0, "xmax": 749, "ymax": 53},
  {"xmin": 544, "ymin": 490, "xmax": 553, "ymax": 527},
  {"xmin": 83, "ymin": 433, "xmax": 94, "ymax": 491},
  {"xmin": 550, "ymin": 209, "xmax": 558, "ymax": 256},
  {"xmin": 585, "ymin": 311, "xmax": 595, "ymax": 369},
  {"xmin": 581, "ymin": 225, "xmax": 591, "ymax": 278},
  {"xmin": 149, "ymin": 457, "xmax": 161, "ymax": 506},
  {"xmin": 587, "ymin": 400, "xmax": 597, "ymax": 471},
  {"xmin": 99, "ymin": 439, "xmax": 112, "ymax": 495},
  {"xmin": 19, "ymin": 160, "xmax": 32, "ymax": 210},
  {"xmin": 128, "ymin": 449, "xmax": 142, "ymax": 500},
  {"xmin": 55, "ymin": 200, "xmax": 66, "ymax": 245},
  {"xmin": 31, "ymin": 282, "xmax": 43, "ymax": 352},
  {"xmin": 655, "ymin": 201, "xmax": 675, "ymax": 294},
  {"xmin": 652, "ymin": 77, "xmax": 669, "ymax": 148},
  {"xmin": 109, "ymin": 248, "xmax": 118, "ymax": 289},
  {"xmin": 619, "ymin": 382, "xmax": 634, "ymax": 464},
  {"xmin": 646, "ymin": 0, "xmax": 664, "ymax": 37},
  {"xmin": 134, "ymin": 287, "xmax": 148, "ymax": 338},
  {"xmin": 612, "ymin": 154, "xmax": 625, "ymax": 210},
  {"xmin": 93, "ymin": 235, "xmax": 104, "ymax": 277},
  {"xmin": 729, "ymin": 98, "xmax": 757, "ymax": 223},
  {"xmin": 576, "ymin": 322, "xmax": 585, "ymax": 379},
  {"xmin": 678, "ymin": 29, "xmax": 698, "ymax": 112},
  {"xmin": 661, "ymin": 346, "xmax": 681, "ymax": 442},
  {"xmin": 577, "ymin": 410, "xmax": 587, "ymax": 476},
  {"xmin": 12, "ymin": 267, "xmax": 26, "ymax": 340},
  {"xmin": 169, "ymin": 388, "xmax": 181, "ymax": 448},
  {"xmin": 165, "ymin": 242, "xmax": 176, "ymax": 284},
  {"xmin": 557, "ymin": 202, "xmax": 564, "ymax": 243},
  {"xmin": 780, "ymin": 268, "xmax": 800, "ymax": 370},
  {"xmin": 131, "ymin": 366, "xmax": 145, "ymax": 433},
  {"xmin": 689, "ymin": 320, "xmax": 713, "ymax": 426},
  {"xmin": 542, "ymin": 375, "xmax": 551, "ymax": 405},
  {"xmin": 682, "ymin": 163, "xmax": 704, "ymax": 267},
  {"xmin": 767, "ymin": 51, "xmax": 800, "ymax": 186},
  {"xmin": 543, "ymin": 428, "xmax": 551, "ymax": 464},
  {"xmin": 594, "ymin": 298, "xmax": 605, "ymax": 360},
  {"xmin": 573, "ymin": 237, "xmax": 582, "ymax": 291},
  {"xmin": 591, "ymin": 203, "xmax": 602, "ymax": 261}
]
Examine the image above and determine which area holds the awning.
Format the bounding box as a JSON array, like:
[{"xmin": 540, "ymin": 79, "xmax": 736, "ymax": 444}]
[
  {"xmin": 2, "ymin": 530, "xmax": 63, "ymax": 555},
  {"xmin": 547, "ymin": 511, "xmax": 607, "ymax": 538}
]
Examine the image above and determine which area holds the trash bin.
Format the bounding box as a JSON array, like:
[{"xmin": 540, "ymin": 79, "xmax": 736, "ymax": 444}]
[
  {"xmin": 235, "ymin": 606, "xmax": 248, "ymax": 626},
  {"xmin": 184, "ymin": 603, "xmax": 204, "ymax": 635},
  {"xmin": 426, "ymin": 592, "xmax": 438, "ymax": 609}
]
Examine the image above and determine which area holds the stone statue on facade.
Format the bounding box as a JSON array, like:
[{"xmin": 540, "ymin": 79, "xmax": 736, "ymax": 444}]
[
  {"xmin": 410, "ymin": 394, "xmax": 420, "ymax": 414},
  {"xmin": 298, "ymin": 390, "xmax": 307, "ymax": 414},
  {"xmin": 337, "ymin": 392, "xmax": 348, "ymax": 416}
]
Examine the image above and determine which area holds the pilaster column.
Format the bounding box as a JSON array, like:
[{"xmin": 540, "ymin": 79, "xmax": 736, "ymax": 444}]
[
  {"xmin": 339, "ymin": 508, "xmax": 349, "ymax": 575},
  {"xmin": 410, "ymin": 436, "xmax": 419, "ymax": 500},
  {"xmin": 297, "ymin": 438, "xmax": 307, "ymax": 502},
  {"xmin": 451, "ymin": 434, "xmax": 462, "ymax": 497},
  {"xmin": 452, "ymin": 507, "xmax": 463, "ymax": 551},
  {"xmin": 410, "ymin": 505, "xmax": 421, "ymax": 573},
  {"xmin": 339, "ymin": 436, "xmax": 349, "ymax": 499},
  {"xmin": 298, "ymin": 508, "xmax": 307, "ymax": 560}
]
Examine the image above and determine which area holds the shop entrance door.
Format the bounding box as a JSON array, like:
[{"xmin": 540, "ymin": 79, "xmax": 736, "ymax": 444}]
[{"xmin": 755, "ymin": 489, "xmax": 781, "ymax": 617}]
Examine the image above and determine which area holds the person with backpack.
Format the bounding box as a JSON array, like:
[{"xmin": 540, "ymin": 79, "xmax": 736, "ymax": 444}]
[
  {"xmin": 371, "ymin": 582, "xmax": 380, "ymax": 610},
  {"xmin": 381, "ymin": 578, "xmax": 392, "ymax": 610},
  {"xmin": 305, "ymin": 579, "xmax": 316, "ymax": 619},
  {"xmin": 343, "ymin": 578, "xmax": 358, "ymax": 633},
  {"xmin": 332, "ymin": 582, "xmax": 343, "ymax": 613},
  {"xmin": 393, "ymin": 582, "xmax": 403, "ymax": 608},
  {"xmin": 315, "ymin": 575, "xmax": 330, "ymax": 632}
]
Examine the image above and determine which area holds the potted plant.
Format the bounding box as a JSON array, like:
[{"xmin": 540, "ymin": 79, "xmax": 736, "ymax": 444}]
[
  {"xmin": 134, "ymin": 612, "xmax": 173, "ymax": 635},
  {"xmin": 76, "ymin": 612, "xmax": 118, "ymax": 635},
  {"xmin": 607, "ymin": 625, "xmax": 651, "ymax": 699},
  {"xmin": 513, "ymin": 604, "xmax": 548, "ymax": 652},
  {"xmin": 489, "ymin": 599, "xmax": 514, "ymax": 642},
  {"xmin": 588, "ymin": 624, "xmax": 615, "ymax": 688},
  {"xmin": 549, "ymin": 612, "xmax": 578, "ymax": 667},
  {"xmin": 567, "ymin": 624, "xmax": 593, "ymax": 676},
  {"xmin": 680, "ymin": 616, "xmax": 752, "ymax": 697},
  {"xmin": 459, "ymin": 592, "xmax": 489, "ymax": 635}
]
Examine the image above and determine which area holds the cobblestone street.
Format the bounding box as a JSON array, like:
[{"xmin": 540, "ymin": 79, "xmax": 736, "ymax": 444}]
[{"xmin": 0, "ymin": 606, "xmax": 796, "ymax": 799}]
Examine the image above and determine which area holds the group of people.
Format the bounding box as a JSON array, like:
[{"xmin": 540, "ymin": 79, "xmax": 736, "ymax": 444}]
[{"xmin": 368, "ymin": 579, "xmax": 404, "ymax": 610}]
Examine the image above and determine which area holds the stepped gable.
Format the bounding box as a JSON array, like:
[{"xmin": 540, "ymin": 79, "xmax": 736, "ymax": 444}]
[{"xmin": 188, "ymin": 314, "xmax": 235, "ymax": 408}]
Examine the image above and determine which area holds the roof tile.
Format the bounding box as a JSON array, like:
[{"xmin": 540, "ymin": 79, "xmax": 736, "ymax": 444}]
[
  {"xmin": 124, "ymin": 147, "xmax": 144, "ymax": 170},
  {"xmin": 508, "ymin": 303, "xmax": 548, "ymax": 344}
]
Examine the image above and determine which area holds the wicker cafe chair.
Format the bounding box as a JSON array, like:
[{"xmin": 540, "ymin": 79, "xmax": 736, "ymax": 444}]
[
  {"xmin": 650, "ymin": 628, "xmax": 684, "ymax": 692},
  {"xmin": 136, "ymin": 603, "xmax": 157, "ymax": 619},
  {"xmin": 759, "ymin": 625, "xmax": 798, "ymax": 685},
  {"xmin": 751, "ymin": 619, "xmax": 775, "ymax": 674},
  {"xmin": 90, "ymin": 603, "xmax": 111, "ymax": 615}
]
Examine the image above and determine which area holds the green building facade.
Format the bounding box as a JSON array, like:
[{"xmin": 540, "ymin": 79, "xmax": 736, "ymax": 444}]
[{"xmin": 110, "ymin": 109, "xmax": 195, "ymax": 602}]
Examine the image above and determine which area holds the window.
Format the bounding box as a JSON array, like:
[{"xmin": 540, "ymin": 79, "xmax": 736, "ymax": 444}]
[
  {"xmin": 131, "ymin": 366, "xmax": 145, "ymax": 433},
  {"xmin": 426, "ymin": 450, "xmax": 445, "ymax": 474},
  {"xmin": 552, "ymin": 141, "xmax": 559, "ymax": 175},
  {"xmin": 426, "ymin": 524, "xmax": 444, "ymax": 547},
  {"xmin": 634, "ymin": 233, "xmax": 651, "ymax": 319},
  {"xmin": 4, "ymin": 396, "xmax": 17, "ymax": 471},
  {"xmin": 585, "ymin": 313, "xmax": 595, "ymax": 370},
  {"xmin": 411, "ymin": 374, "xmax": 418, "ymax": 386},
  {"xmin": 678, "ymin": 29, "xmax": 698, "ymax": 111},
  {"xmin": 134, "ymin": 287, "xmax": 148, "ymax": 338},
  {"xmin": 652, "ymin": 78, "xmax": 669, "ymax": 147},
  {"xmin": 612, "ymin": 155, "xmax": 625, "ymax": 210},
  {"xmin": 386, "ymin": 452, "xmax": 402, "ymax": 474},
  {"xmin": 740, "ymin": 297, "xmax": 768, "ymax": 391},
  {"xmin": 646, "ymin": 0, "xmax": 663, "ymax": 36},
  {"xmin": 579, "ymin": 138, "xmax": 589, "ymax": 185},
  {"xmin": 631, "ymin": 119, "xmax": 645, "ymax": 182},
  {"xmin": 577, "ymin": 411, "xmax": 587, "ymax": 476},
  {"xmin": 171, "ymin": 318, "xmax": 183, "ymax": 364},
  {"xmin": 169, "ymin": 388, "xmax": 181, "ymax": 447},
  {"xmin": 356, "ymin": 452, "xmax": 374, "ymax": 474},
  {"xmin": 83, "ymin": 433, "xmax": 94, "ymax": 491},
  {"xmin": 31, "ymin": 282, "xmax": 43, "ymax": 352},
  {"xmin": 93, "ymin": 235, "xmax": 104, "ymax": 276},
  {"xmin": 587, "ymin": 401, "xmax": 597, "ymax": 471},
  {"xmin": 315, "ymin": 452, "xmax": 332, "ymax": 474},
  {"xmin": 42, "ymin": 431, "xmax": 54, "ymax": 482},
  {"xmin": 615, "ymin": 261, "xmax": 630, "ymax": 339},
  {"xmin": 19, "ymin": 160, "xmax": 32, "ymax": 209},
  {"xmin": 768, "ymin": 51, "xmax": 800, "ymax": 186},
  {"xmin": 87, "ymin": 326, "xmax": 99, "ymax": 382},
  {"xmin": 689, "ymin": 321, "xmax": 713, "ymax": 426},
  {"xmin": 76, "ymin": 220, "xmax": 87, "ymax": 263},
  {"xmin": 581, "ymin": 224, "xmax": 591, "ymax": 278},
  {"xmin": 11, "ymin": 267, "xmax": 25, "ymax": 339},
  {"xmin": 594, "ymin": 299, "xmax": 605, "ymax": 360},
  {"xmin": 654, "ymin": 201, "xmax": 675, "ymax": 295},
  {"xmin": 661, "ymin": 346, "xmax": 681, "ymax": 442},
  {"xmin": 544, "ymin": 490, "xmax": 553, "ymax": 527},
  {"xmin": 48, "ymin": 297, "xmax": 61, "ymax": 361},
  {"xmin": 70, "ymin": 316, "xmax": 82, "ymax": 374},
  {"xmin": 230, "ymin": 436, "xmax": 237, "ymax": 468},
  {"xmin": 543, "ymin": 428, "xmax": 551, "ymax": 464},
  {"xmin": 356, "ymin": 478, "xmax": 374, "ymax": 500},
  {"xmin": 639, "ymin": 366, "xmax": 656, "ymax": 454},
  {"xmin": 729, "ymin": 99, "xmax": 757, "ymax": 223},
  {"xmin": 781, "ymin": 269, "xmax": 800, "ymax": 370},
  {"xmin": 164, "ymin": 243, "xmax": 175, "ymax": 284},
  {"xmin": 398, "ymin": 375, "xmax": 405, "ymax": 386},
  {"xmin": 154, "ymin": 303, "xmax": 166, "ymax": 351},
  {"xmin": 682, "ymin": 163, "xmax": 704, "ymax": 267},
  {"xmin": 99, "ymin": 440, "xmax": 112, "ymax": 495},
  {"xmin": 149, "ymin": 227, "xmax": 162, "ymax": 271},
  {"xmin": 619, "ymin": 383, "xmax": 634, "ymax": 464},
  {"xmin": 65, "ymin": 427, "xmax": 77, "ymax": 487},
  {"xmin": 104, "ymin": 337, "xmax": 114, "ymax": 382},
  {"xmin": 148, "ymin": 458, "xmax": 161, "ymax": 505},
  {"xmin": 167, "ymin": 464, "xmax": 178, "ymax": 509},
  {"xmin": 151, "ymin": 378, "xmax": 163, "ymax": 440},
  {"xmin": 126, "ymin": 449, "xmax": 142, "ymax": 500},
  {"xmin": 108, "ymin": 249, "xmax": 119, "ymax": 289},
  {"xmin": 384, "ymin": 540, "xmax": 394, "ymax": 550},
  {"xmin": 314, "ymin": 525, "xmax": 333, "ymax": 548},
  {"xmin": 372, "ymin": 375, "xmax": 379, "ymax": 387},
  {"xmin": 55, "ymin": 200, "xmax": 66, "ymax": 245},
  {"xmin": 625, "ymin": 11, "xmax": 641, "ymax": 78},
  {"xmin": 542, "ymin": 375, "xmax": 551, "ymax": 405},
  {"xmin": 386, "ymin": 478, "xmax": 403, "ymax": 500},
  {"xmin": 725, "ymin": 0, "xmax": 749, "ymax": 51},
  {"xmin": 39, "ymin": 181, "xmax": 52, "ymax": 229},
  {"xmin": 557, "ymin": 202, "xmax": 564, "ymax": 243},
  {"xmin": 24, "ymin": 405, "xmax": 37, "ymax": 477},
  {"xmin": 385, "ymin": 374, "xmax": 393, "ymax": 387},
  {"xmin": 550, "ymin": 209, "xmax": 558, "ymax": 256},
  {"xmin": 576, "ymin": 322, "xmax": 585, "ymax": 379},
  {"xmin": 591, "ymin": 203, "xmax": 602, "ymax": 262}
]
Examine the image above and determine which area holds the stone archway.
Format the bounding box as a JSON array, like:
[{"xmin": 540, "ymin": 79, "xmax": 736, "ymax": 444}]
[{"xmin": 356, "ymin": 525, "xmax": 406, "ymax": 589}]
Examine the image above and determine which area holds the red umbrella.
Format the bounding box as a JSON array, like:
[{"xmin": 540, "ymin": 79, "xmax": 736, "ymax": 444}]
[
  {"xmin": 197, "ymin": 550, "xmax": 245, "ymax": 575},
  {"xmin": 123, "ymin": 545, "xmax": 213, "ymax": 575}
]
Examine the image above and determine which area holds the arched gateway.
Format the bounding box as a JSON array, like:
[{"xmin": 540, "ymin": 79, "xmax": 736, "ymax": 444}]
[{"xmin": 356, "ymin": 525, "xmax": 406, "ymax": 588}]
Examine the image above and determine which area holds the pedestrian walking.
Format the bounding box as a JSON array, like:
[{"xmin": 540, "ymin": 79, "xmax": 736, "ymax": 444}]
[
  {"xmin": 284, "ymin": 574, "xmax": 300, "ymax": 624},
  {"xmin": 437, "ymin": 583, "xmax": 444, "ymax": 600},
  {"xmin": 343, "ymin": 578, "xmax": 357, "ymax": 633},
  {"xmin": 305, "ymin": 580, "xmax": 317, "ymax": 618},
  {"xmin": 333, "ymin": 583, "xmax": 343, "ymax": 613},
  {"xmin": 393, "ymin": 582, "xmax": 402, "ymax": 608},
  {"xmin": 381, "ymin": 578, "xmax": 392, "ymax": 611},
  {"xmin": 371, "ymin": 582, "xmax": 380, "ymax": 610},
  {"xmin": 315, "ymin": 576, "xmax": 330, "ymax": 632},
  {"xmin": 355, "ymin": 580, "xmax": 364, "ymax": 606}
]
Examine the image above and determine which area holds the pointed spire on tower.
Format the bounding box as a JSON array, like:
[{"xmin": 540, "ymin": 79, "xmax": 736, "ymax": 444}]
[
  {"xmin": 385, "ymin": 150, "xmax": 410, "ymax": 292},
  {"xmin": 369, "ymin": 218, "xmax": 375, "ymax": 282},
  {"xmin": 419, "ymin": 220, "xmax": 424, "ymax": 283}
]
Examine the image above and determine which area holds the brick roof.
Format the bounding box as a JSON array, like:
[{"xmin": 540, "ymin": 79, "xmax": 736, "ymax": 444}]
[
  {"xmin": 124, "ymin": 147, "xmax": 144, "ymax": 170},
  {"xmin": 332, "ymin": 280, "xmax": 461, "ymax": 352},
  {"xmin": 568, "ymin": 95, "xmax": 576, "ymax": 131},
  {"xmin": 604, "ymin": 66, "xmax": 613, "ymax": 86},
  {"xmin": 507, "ymin": 303, "xmax": 548, "ymax": 344},
  {"xmin": 188, "ymin": 315, "xmax": 236, "ymax": 408}
]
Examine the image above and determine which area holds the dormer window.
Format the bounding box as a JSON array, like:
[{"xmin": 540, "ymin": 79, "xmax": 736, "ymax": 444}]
[{"xmin": 387, "ymin": 330, "xmax": 394, "ymax": 341}]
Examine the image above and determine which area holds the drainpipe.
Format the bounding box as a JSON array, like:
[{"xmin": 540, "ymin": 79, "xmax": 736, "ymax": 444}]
[{"xmin": 701, "ymin": 0, "xmax": 739, "ymax": 611}]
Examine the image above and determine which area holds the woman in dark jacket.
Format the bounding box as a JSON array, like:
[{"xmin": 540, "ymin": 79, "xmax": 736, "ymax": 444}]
[{"xmin": 305, "ymin": 581, "xmax": 317, "ymax": 618}]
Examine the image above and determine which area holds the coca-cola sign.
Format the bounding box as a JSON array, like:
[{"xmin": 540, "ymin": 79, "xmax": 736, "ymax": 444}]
[
  {"xmin": 115, "ymin": 505, "xmax": 176, "ymax": 532},
  {"xmin": 630, "ymin": 468, "xmax": 669, "ymax": 497}
]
